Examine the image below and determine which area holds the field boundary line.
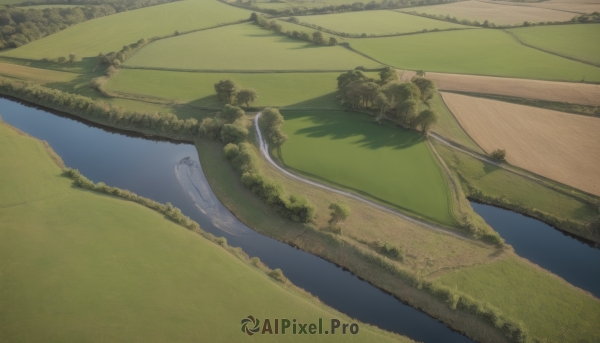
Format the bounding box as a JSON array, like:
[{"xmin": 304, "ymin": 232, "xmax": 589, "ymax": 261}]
[
  {"xmin": 476, "ymin": 0, "xmax": 587, "ymax": 15},
  {"xmin": 253, "ymin": 112, "xmax": 484, "ymax": 244},
  {"xmin": 502, "ymin": 29, "xmax": 600, "ymax": 69},
  {"xmin": 119, "ymin": 66, "xmax": 362, "ymax": 73}
]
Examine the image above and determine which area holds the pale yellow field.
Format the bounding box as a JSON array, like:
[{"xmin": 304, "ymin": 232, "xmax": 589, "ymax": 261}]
[
  {"xmin": 401, "ymin": 0, "xmax": 575, "ymax": 25},
  {"xmin": 441, "ymin": 92, "xmax": 600, "ymax": 196},
  {"xmin": 483, "ymin": 0, "xmax": 600, "ymax": 14},
  {"xmin": 402, "ymin": 70, "xmax": 600, "ymax": 106},
  {"xmin": 0, "ymin": 63, "xmax": 77, "ymax": 84}
]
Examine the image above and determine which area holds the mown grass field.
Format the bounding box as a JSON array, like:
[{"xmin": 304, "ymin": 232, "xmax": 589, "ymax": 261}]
[
  {"xmin": 349, "ymin": 29, "xmax": 600, "ymax": 82},
  {"xmin": 295, "ymin": 10, "xmax": 469, "ymax": 35},
  {"xmin": 0, "ymin": 0, "xmax": 251, "ymax": 59},
  {"xmin": 0, "ymin": 122, "xmax": 406, "ymax": 343},
  {"xmin": 400, "ymin": 0, "xmax": 575, "ymax": 25},
  {"xmin": 124, "ymin": 23, "xmax": 379, "ymax": 71},
  {"xmin": 276, "ymin": 111, "xmax": 456, "ymax": 225},
  {"xmin": 433, "ymin": 142, "xmax": 598, "ymax": 225},
  {"xmin": 0, "ymin": 62, "xmax": 78, "ymax": 84},
  {"xmin": 509, "ymin": 24, "xmax": 600, "ymax": 66},
  {"xmin": 437, "ymin": 256, "xmax": 600, "ymax": 342},
  {"xmin": 106, "ymin": 69, "xmax": 342, "ymax": 108}
]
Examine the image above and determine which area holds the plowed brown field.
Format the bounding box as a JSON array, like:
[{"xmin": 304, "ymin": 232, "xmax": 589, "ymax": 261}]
[
  {"xmin": 401, "ymin": 71, "xmax": 600, "ymax": 106},
  {"xmin": 441, "ymin": 92, "xmax": 600, "ymax": 196}
]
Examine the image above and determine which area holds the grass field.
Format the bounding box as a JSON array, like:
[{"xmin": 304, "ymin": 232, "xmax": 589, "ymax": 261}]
[
  {"xmin": 437, "ymin": 256, "xmax": 600, "ymax": 342},
  {"xmin": 442, "ymin": 92, "xmax": 600, "ymax": 196},
  {"xmin": 433, "ymin": 141, "xmax": 598, "ymax": 226},
  {"xmin": 509, "ymin": 24, "xmax": 600, "ymax": 65},
  {"xmin": 0, "ymin": 62, "xmax": 78, "ymax": 84},
  {"xmin": 105, "ymin": 69, "xmax": 342, "ymax": 108},
  {"xmin": 0, "ymin": 0, "xmax": 251, "ymax": 59},
  {"xmin": 401, "ymin": 70, "xmax": 600, "ymax": 106},
  {"xmin": 0, "ymin": 122, "xmax": 408, "ymax": 343},
  {"xmin": 400, "ymin": 0, "xmax": 575, "ymax": 25},
  {"xmin": 124, "ymin": 23, "xmax": 379, "ymax": 71},
  {"xmin": 349, "ymin": 29, "xmax": 600, "ymax": 82},
  {"xmin": 276, "ymin": 111, "xmax": 456, "ymax": 225},
  {"xmin": 295, "ymin": 10, "xmax": 469, "ymax": 35}
]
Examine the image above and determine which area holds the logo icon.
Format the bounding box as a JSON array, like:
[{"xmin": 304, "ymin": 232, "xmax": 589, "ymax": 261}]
[{"xmin": 241, "ymin": 315, "xmax": 261, "ymax": 336}]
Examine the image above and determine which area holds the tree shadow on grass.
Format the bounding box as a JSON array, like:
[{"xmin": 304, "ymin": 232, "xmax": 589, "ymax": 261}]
[{"xmin": 284, "ymin": 110, "xmax": 424, "ymax": 150}]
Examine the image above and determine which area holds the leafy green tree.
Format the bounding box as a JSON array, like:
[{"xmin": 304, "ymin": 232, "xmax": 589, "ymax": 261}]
[
  {"xmin": 374, "ymin": 92, "xmax": 392, "ymax": 120},
  {"xmin": 68, "ymin": 53, "xmax": 78, "ymax": 64},
  {"xmin": 328, "ymin": 202, "xmax": 351, "ymax": 231},
  {"xmin": 411, "ymin": 77, "xmax": 437, "ymax": 101},
  {"xmin": 214, "ymin": 79, "xmax": 239, "ymax": 104},
  {"xmin": 337, "ymin": 69, "xmax": 369, "ymax": 90},
  {"xmin": 235, "ymin": 88, "xmax": 259, "ymax": 108},
  {"xmin": 261, "ymin": 107, "xmax": 288, "ymax": 146},
  {"xmin": 489, "ymin": 149, "xmax": 507, "ymax": 162},
  {"xmin": 220, "ymin": 123, "xmax": 249, "ymax": 144},
  {"xmin": 219, "ymin": 104, "xmax": 245, "ymax": 123},
  {"xmin": 415, "ymin": 109, "xmax": 439, "ymax": 134},
  {"xmin": 312, "ymin": 31, "xmax": 326, "ymax": 45},
  {"xmin": 383, "ymin": 82, "xmax": 421, "ymax": 104},
  {"xmin": 356, "ymin": 81, "xmax": 380, "ymax": 108},
  {"xmin": 416, "ymin": 70, "xmax": 426, "ymax": 77},
  {"xmin": 395, "ymin": 100, "xmax": 418, "ymax": 127},
  {"xmin": 328, "ymin": 37, "xmax": 338, "ymax": 46},
  {"xmin": 378, "ymin": 66, "xmax": 397, "ymax": 84}
]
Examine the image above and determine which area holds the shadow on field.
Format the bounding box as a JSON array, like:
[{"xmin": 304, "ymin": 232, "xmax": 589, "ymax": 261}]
[{"xmin": 286, "ymin": 111, "xmax": 424, "ymax": 150}]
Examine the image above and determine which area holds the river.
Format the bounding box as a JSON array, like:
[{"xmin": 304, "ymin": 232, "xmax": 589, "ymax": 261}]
[{"xmin": 1, "ymin": 97, "xmax": 598, "ymax": 342}]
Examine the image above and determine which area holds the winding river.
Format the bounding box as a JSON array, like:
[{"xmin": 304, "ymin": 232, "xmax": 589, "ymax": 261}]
[{"xmin": 1, "ymin": 97, "xmax": 598, "ymax": 342}]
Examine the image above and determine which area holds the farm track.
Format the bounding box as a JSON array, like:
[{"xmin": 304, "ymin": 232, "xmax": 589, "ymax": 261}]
[{"xmin": 253, "ymin": 112, "xmax": 484, "ymax": 244}]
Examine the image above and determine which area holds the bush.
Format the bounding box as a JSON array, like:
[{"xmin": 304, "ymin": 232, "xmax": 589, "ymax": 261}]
[
  {"xmin": 220, "ymin": 123, "xmax": 248, "ymax": 144},
  {"xmin": 268, "ymin": 268, "xmax": 287, "ymax": 283},
  {"xmin": 490, "ymin": 149, "xmax": 507, "ymax": 162}
]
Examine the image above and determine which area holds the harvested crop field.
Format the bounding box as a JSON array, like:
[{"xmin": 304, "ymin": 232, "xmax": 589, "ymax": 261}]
[
  {"xmin": 399, "ymin": 1, "xmax": 575, "ymax": 25},
  {"xmin": 441, "ymin": 92, "xmax": 600, "ymax": 195},
  {"xmin": 481, "ymin": 0, "xmax": 600, "ymax": 14},
  {"xmin": 401, "ymin": 71, "xmax": 600, "ymax": 106}
]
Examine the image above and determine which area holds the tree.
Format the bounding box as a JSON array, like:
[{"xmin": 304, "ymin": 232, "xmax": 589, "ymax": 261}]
[
  {"xmin": 328, "ymin": 202, "xmax": 351, "ymax": 232},
  {"xmin": 489, "ymin": 149, "xmax": 507, "ymax": 162},
  {"xmin": 219, "ymin": 104, "xmax": 245, "ymax": 123},
  {"xmin": 249, "ymin": 12, "xmax": 258, "ymax": 21},
  {"xmin": 337, "ymin": 69, "xmax": 369, "ymax": 90},
  {"xmin": 235, "ymin": 88, "xmax": 259, "ymax": 108},
  {"xmin": 312, "ymin": 31, "xmax": 326, "ymax": 45},
  {"xmin": 395, "ymin": 100, "xmax": 418, "ymax": 127},
  {"xmin": 220, "ymin": 123, "xmax": 249, "ymax": 144},
  {"xmin": 261, "ymin": 107, "xmax": 288, "ymax": 146},
  {"xmin": 411, "ymin": 76, "xmax": 437, "ymax": 101},
  {"xmin": 328, "ymin": 37, "xmax": 338, "ymax": 46},
  {"xmin": 214, "ymin": 79, "xmax": 239, "ymax": 104},
  {"xmin": 415, "ymin": 109, "xmax": 439, "ymax": 134},
  {"xmin": 356, "ymin": 81, "xmax": 380, "ymax": 108},
  {"xmin": 383, "ymin": 81, "xmax": 421, "ymax": 104},
  {"xmin": 378, "ymin": 66, "xmax": 397, "ymax": 84},
  {"xmin": 416, "ymin": 70, "xmax": 426, "ymax": 77},
  {"xmin": 373, "ymin": 92, "xmax": 392, "ymax": 120},
  {"xmin": 68, "ymin": 53, "xmax": 78, "ymax": 63}
]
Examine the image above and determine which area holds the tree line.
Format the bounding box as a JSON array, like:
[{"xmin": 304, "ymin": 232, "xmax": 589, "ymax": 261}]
[
  {"xmin": 222, "ymin": 0, "xmax": 459, "ymax": 17},
  {"xmin": 0, "ymin": 0, "xmax": 177, "ymax": 50},
  {"xmin": 251, "ymin": 13, "xmax": 338, "ymax": 46},
  {"xmin": 337, "ymin": 67, "xmax": 439, "ymax": 134}
]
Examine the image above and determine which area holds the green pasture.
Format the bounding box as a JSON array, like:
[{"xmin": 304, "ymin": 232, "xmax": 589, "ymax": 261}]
[
  {"xmin": 437, "ymin": 256, "xmax": 600, "ymax": 342},
  {"xmin": 0, "ymin": 122, "xmax": 406, "ymax": 343},
  {"xmin": 106, "ymin": 69, "xmax": 342, "ymax": 108},
  {"xmin": 509, "ymin": 24, "xmax": 600, "ymax": 66},
  {"xmin": 277, "ymin": 111, "xmax": 456, "ymax": 225},
  {"xmin": 348, "ymin": 29, "xmax": 600, "ymax": 82},
  {"xmin": 433, "ymin": 142, "xmax": 597, "ymax": 224},
  {"xmin": 124, "ymin": 23, "xmax": 380, "ymax": 71},
  {"xmin": 297, "ymin": 10, "xmax": 470, "ymax": 36},
  {"xmin": 0, "ymin": 0, "xmax": 251, "ymax": 59}
]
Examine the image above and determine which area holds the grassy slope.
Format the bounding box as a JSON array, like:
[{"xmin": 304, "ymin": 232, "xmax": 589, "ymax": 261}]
[
  {"xmin": 437, "ymin": 256, "xmax": 600, "ymax": 342},
  {"xmin": 0, "ymin": 62, "xmax": 78, "ymax": 84},
  {"xmin": 508, "ymin": 24, "xmax": 600, "ymax": 66},
  {"xmin": 298, "ymin": 10, "xmax": 469, "ymax": 35},
  {"xmin": 105, "ymin": 69, "xmax": 341, "ymax": 108},
  {"xmin": 433, "ymin": 141, "xmax": 597, "ymax": 224},
  {"xmin": 0, "ymin": 0, "xmax": 251, "ymax": 59},
  {"xmin": 123, "ymin": 23, "xmax": 380, "ymax": 71},
  {"xmin": 277, "ymin": 111, "xmax": 456, "ymax": 226},
  {"xmin": 0, "ymin": 122, "xmax": 407, "ymax": 343},
  {"xmin": 425, "ymin": 91, "xmax": 484, "ymax": 153},
  {"xmin": 348, "ymin": 29, "xmax": 600, "ymax": 82}
]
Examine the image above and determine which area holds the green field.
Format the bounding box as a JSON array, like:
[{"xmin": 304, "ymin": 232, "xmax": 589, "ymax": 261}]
[
  {"xmin": 106, "ymin": 69, "xmax": 342, "ymax": 108},
  {"xmin": 509, "ymin": 24, "xmax": 600, "ymax": 66},
  {"xmin": 277, "ymin": 111, "xmax": 456, "ymax": 225},
  {"xmin": 0, "ymin": 0, "xmax": 251, "ymax": 59},
  {"xmin": 437, "ymin": 256, "xmax": 600, "ymax": 342},
  {"xmin": 348, "ymin": 29, "xmax": 600, "ymax": 82},
  {"xmin": 124, "ymin": 23, "xmax": 380, "ymax": 71},
  {"xmin": 433, "ymin": 142, "xmax": 597, "ymax": 225},
  {"xmin": 0, "ymin": 122, "xmax": 407, "ymax": 343},
  {"xmin": 297, "ymin": 10, "xmax": 470, "ymax": 35}
]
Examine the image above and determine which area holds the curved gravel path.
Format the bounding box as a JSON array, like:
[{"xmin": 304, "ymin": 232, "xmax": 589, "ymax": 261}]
[{"xmin": 253, "ymin": 112, "xmax": 477, "ymax": 242}]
